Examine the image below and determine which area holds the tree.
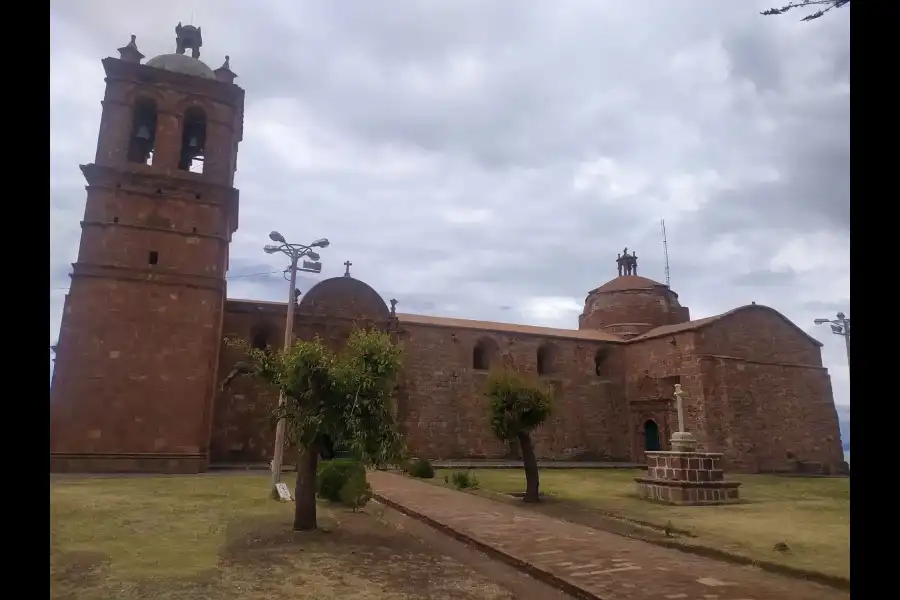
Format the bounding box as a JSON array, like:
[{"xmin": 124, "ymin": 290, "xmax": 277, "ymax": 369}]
[
  {"xmin": 484, "ymin": 368, "xmax": 553, "ymax": 503},
  {"xmin": 761, "ymin": 0, "xmax": 850, "ymax": 22},
  {"xmin": 224, "ymin": 329, "xmax": 405, "ymax": 531}
]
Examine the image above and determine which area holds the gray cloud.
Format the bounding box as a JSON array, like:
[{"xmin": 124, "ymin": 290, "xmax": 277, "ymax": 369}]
[
  {"xmin": 50, "ymin": 0, "xmax": 850, "ymax": 407},
  {"xmin": 730, "ymin": 268, "xmax": 797, "ymax": 287}
]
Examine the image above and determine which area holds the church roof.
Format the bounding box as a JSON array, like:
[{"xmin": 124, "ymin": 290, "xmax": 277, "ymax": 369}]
[
  {"xmin": 145, "ymin": 53, "xmax": 216, "ymax": 79},
  {"xmin": 631, "ymin": 304, "xmax": 823, "ymax": 347},
  {"xmin": 396, "ymin": 313, "xmax": 624, "ymax": 343},
  {"xmin": 590, "ymin": 275, "xmax": 668, "ymax": 294}
]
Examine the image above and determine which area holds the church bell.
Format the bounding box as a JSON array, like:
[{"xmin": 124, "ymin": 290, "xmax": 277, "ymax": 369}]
[{"xmin": 134, "ymin": 125, "xmax": 151, "ymax": 140}]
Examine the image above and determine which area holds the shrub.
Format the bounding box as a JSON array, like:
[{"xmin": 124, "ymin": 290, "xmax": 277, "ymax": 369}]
[
  {"xmin": 450, "ymin": 470, "xmax": 478, "ymax": 490},
  {"xmin": 340, "ymin": 468, "xmax": 374, "ymax": 511},
  {"xmin": 405, "ymin": 458, "xmax": 435, "ymax": 479},
  {"xmin": 317, "ymin": 458, "xmax": 365, "ymax": 502}
]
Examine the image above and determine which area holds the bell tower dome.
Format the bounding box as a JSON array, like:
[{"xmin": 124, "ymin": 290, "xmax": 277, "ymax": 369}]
[
  {"xmin": 578, "ymin": 248, "xmax": 690, "ymax": 339},
  {"xmin": 50, "ymin": 26, "xmax": 245, "ymax": 473}
]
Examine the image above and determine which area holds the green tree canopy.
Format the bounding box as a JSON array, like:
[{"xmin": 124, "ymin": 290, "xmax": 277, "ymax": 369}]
[
  {"xmin": 484, "ymin": 368, "xmax": 553, "ymax": 503},
  {"xmin": 225, "ymin": 328, "xmax": 405, "ymax": 529}
]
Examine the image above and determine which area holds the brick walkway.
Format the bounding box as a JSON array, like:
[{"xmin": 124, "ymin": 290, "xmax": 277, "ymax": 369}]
[{"xmin": 369, "ymin": 471, "xmax": 849, "ymax": 600}]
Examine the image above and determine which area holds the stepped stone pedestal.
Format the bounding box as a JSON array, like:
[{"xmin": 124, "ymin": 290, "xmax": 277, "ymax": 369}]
[{"xmin": 635, "ymin": 451, "xmax": 741, "ymax": 506}]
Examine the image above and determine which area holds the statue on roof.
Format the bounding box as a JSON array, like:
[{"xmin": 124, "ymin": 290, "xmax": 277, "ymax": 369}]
[
  {"xmin": 175, "ymin": 22, "xmax": 203, "ymax": 59},
  {"xmin": 616, "ymin": 247, "xmax": 639, "ymax": 277}
]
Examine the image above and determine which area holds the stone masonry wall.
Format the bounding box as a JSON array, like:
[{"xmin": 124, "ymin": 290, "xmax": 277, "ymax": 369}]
[
  {"xmin": 636, "ymin": 451, "xmax": 741, "ymax": 505},
  {"xmin": 50, "ymin": 276, "xmax": 224, "ymax": 472},
  {"xmin": 697, "ymin": 308, "xmax": 842, "ymax": 472},
  {"xmin": 698, "ymin": 306, "xmax": 823, "ymax": 367},
  {"xmin": 700, "ymin": 357, "xmax": 843, "ymax": 472},
  {"xmin": 397, "ymin": 321, "xmax": 631, "ymax": 461},
  {"xmin": 624, "ymin": 332, "xmax": 711, "ymax": 455}
]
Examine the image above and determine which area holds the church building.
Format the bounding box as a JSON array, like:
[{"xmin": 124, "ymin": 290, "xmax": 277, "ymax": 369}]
[{"xmin": 49, "ymin": 26, "xmax": 845, "ymax": 475}]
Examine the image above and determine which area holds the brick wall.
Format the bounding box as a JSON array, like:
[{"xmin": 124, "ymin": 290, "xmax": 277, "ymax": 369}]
[
  {"xmin": 700, "ymin": 357, "xmax": 843, "ymax": 472},
  {"xmin": 625, "ymin": 332, "xmax": 709, "ymax": 453},
  {"xmin": 697, "ymin": 307, "xmax": 842, "ymax": 472},
  {"xmin": 698, "ymin": 306, "xmax": 823, "ymax": 367},
  {"xmin": 397, "ymin": 322, "xmax": 631, "ymax": 461},
  {"xmin": 50, "ymin": 276, "xmax": 224, "ymax": 466}
]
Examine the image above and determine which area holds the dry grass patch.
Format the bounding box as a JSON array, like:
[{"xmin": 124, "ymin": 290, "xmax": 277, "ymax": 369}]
[
  {"xmin": 436, "ymin": 468, "xmax": 849, "ymax": 580},
  {"xmin": 50, "ymin": 473, "xmax": 516, "ymax": 600}
]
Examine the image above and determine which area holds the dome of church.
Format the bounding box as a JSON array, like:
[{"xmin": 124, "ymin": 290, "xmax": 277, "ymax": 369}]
[
  {"xmin": 578, "ymin": 250, "xmax": 690, "ymax": 339},
  {"xmin": 592, "ymin": 275, "xmax": 666, "ymax": 294},
  {"xmin": 145, "ymin": 53, "xmax": 216, "ymax": 79}
]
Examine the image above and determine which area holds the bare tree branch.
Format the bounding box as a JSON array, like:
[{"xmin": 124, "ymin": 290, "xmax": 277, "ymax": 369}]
[{"xmin": 761, "ymin": 0, "xmax": 850, "ymax": 22}]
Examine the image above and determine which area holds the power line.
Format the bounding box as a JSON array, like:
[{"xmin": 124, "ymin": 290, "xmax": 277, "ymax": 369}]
[{"xmin": 49, "ymin": 269, "xmax": 282, "ymax": 292}]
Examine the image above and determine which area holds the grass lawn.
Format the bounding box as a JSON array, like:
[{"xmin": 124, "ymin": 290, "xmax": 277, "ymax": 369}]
[
  {"xmin": 435, "ymin": 468, "xmax": 850, "ymax": 580},
  {"xmin": 50, "ymin": 473, "xmax": 516, "ymax": 600}
]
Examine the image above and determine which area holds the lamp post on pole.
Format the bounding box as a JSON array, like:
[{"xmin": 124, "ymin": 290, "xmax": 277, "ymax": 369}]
[
  {"xmin": 814, "ymin": 311, "xmax": 850, "ymax": 368},
  {"xmin": 263, "ymin": 231, "xmax": 330, "ymax": 496}
]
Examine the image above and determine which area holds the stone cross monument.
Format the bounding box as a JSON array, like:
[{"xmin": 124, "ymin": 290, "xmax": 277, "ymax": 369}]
[
  {"xmin": 634, "ymin": 383, "xmax": 741, "ymax": 505},
  {"xmin": 670, "ymin": 383, "xmax": 697, "ymax": 451}
]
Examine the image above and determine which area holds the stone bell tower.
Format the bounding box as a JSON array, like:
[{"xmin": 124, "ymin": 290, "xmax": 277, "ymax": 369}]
[{"xmin": 50, "ymin": 25, "xmax": 244, "ymax": 473}]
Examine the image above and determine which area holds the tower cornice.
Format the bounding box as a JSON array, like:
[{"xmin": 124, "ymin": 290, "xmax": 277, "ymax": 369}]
[{"xmin": 101, "ymin": 57, "xmax": 245, "ymax": 106}]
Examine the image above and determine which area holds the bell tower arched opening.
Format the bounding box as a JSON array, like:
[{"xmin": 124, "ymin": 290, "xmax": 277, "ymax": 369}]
[
  {"xmin": 126, "ymin": 97, "xmax": 158, "ymax": 165},
  {"xmin": 179, "ymin": 106, "xmax": 207, "ymax": 174}
]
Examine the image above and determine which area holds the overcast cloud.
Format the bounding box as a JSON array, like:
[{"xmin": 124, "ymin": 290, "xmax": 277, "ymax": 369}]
[{"xmin": 50, "ymin": 0, "xmax": 850, "ymax": 407}]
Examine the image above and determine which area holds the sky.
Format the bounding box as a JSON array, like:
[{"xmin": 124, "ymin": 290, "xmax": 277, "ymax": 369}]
[{"xmin": 49, "ymin": 0, "xmax": 850, "ymax": 409}]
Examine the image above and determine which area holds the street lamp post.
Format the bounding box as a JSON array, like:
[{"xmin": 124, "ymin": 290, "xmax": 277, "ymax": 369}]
[
  {"xmin": 814, "ymin": 311, "xmax": 851, "ymax": 367},
  {"xmin": 264, "ymin": 231, "xmax": 329, "ymax": 496}
]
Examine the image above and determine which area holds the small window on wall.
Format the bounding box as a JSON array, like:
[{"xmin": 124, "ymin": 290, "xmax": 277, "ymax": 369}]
[
  {"xmin": 148, "ymin": 251, "xmax": 159, "ymax": 265},
  {"xmin": 594, "ymin": 347, "xmax": 610, "ymax": 377},
  {"xmin": 536, "ymin": 343, "xmax": 556, "ymax": 375},
  {"xmin": 250, "ymin": 327, "xmax": 274, "ymax": 351},
  {"xmin": 473, "ymin": 337, "xmax": 499, "ymax": 371}
]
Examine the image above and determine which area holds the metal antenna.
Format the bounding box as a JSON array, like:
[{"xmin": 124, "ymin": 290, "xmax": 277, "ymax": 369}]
[{"xmin": 661, "ymin": 218, "xmax": 671, "ymax": 287}]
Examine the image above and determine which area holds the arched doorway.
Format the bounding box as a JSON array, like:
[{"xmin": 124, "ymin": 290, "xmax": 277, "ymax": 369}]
[{"xmin": 644, "ymin": 420, "xmax": 661, "ymax": 452}]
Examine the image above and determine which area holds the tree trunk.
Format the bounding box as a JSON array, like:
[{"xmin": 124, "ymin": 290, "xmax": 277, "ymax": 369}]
[
  {"xmin": 518, "ymin": 431, "xmax": 540, "ymax": 503},
  {"xmin": 293, "ymin": 443, "xmax": 319, "ymax": 531}
]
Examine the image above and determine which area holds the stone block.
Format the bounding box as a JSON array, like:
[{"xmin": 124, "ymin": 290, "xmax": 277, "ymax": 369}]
[{"xmin": 637, "ymin": 450, "xmax": 741, "ymax": 506}]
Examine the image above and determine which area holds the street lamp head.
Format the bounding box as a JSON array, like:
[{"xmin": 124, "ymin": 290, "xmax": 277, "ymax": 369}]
[
  {"xmin": 311, "ymin": 237, "xmax": 330, "ymax": 248},
  {"xmin": 306, "ymin": 251, "xmax": 321, "ymax": 261},
  {"xmin": 814, "ymin": 319, "xmax": 830, "ymax": 325},
  {"xmin": 269, "ymin": 231, "xmax": 286, "ymax": 244},
  {"xmin": 263, "ymin": 245, "xmax": 280, "ymax": 254}
]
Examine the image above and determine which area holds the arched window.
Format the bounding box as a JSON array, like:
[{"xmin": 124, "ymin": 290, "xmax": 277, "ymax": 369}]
[
  {"xmin": 594, "ymin": 347, "xmax": 610, "ymax": 377},
  {"xmin": 536, "ymin": 343, "xmax": 556, "ymax": 375},
  {"xmin": 127, "ymin": 98, "xmax": 158, "ymax": 165},
  {"xmin": 179, "ymin": 106, "xmax": 207, "ymax": 173},
  {"xmin": 473, "ymin": 337, "xmax": 498, "ymax": 371},
  {"xmin": 250, "ymin": 325, "xmax": 275, "ymax": 351}
]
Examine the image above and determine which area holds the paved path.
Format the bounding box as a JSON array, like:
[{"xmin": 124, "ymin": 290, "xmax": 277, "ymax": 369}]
[
  {"xmin": 431, "ymin": 460, "xmax": 643, "ymax": 469},
  {"xmin": 369, "ymin": 471, "xmax": 849, "ymax": 600},
  {"xmin": 209, "ymin": 460, "xmax": 644, "ymax": 471}
]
